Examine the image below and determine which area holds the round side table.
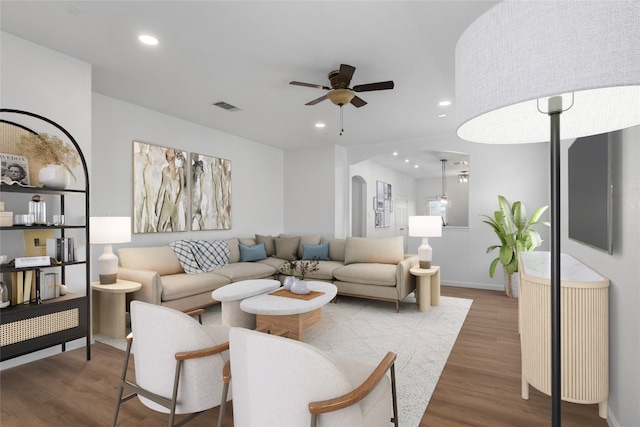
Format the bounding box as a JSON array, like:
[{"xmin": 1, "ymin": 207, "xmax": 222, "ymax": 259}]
[
  {"xmin": 92, "ymin": 279, "xmax": 141, "ymax": 339},
  {"xmin": 409, "ymin": 265, "xmax": 441, "ymax": 312}
]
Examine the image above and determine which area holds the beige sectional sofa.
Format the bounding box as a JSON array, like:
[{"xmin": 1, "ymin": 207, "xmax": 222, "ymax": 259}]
[{"xmin": 118, "ymin": 234, "xmax": 418, "ymax": 312}]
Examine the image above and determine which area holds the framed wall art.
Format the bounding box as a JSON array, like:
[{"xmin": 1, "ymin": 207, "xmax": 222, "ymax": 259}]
[
  {"xmin": 190, "ymin": 152, "xmax": 232, "ymax": 230},
  {"xmin": 133, "ymin": 141, "xmax": 188, "ymax": 233},
  {"xmin": 374, "ymin": 180, "xmax": 392, "ymax": 228}
]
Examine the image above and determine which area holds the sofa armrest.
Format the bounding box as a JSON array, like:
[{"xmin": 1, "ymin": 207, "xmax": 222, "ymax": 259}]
[
  {"xmin": 118, "ymin": 267, "xmax": 163, "ymax": 305},
  {"xmin": 396, "ymin": 254, "xmax": 419, "ymax": 300}
]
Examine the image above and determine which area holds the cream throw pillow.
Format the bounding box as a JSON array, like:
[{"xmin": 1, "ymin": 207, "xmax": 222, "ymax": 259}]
[
  {"xmin": 275, "ymin": 237, "xmax": 300, "ymax": 261},
  {"xmin": 343, "ymin": 236, "xmax": 404, "ymax": 265}
]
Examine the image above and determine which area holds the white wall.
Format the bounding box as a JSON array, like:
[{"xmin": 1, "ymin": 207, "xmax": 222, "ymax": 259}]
[
  {"xmin": 561, "ymin": 125, "xmax": 640, "ymax": 427},
  {"xmin": 92, "ymin": 93, "xmax": 285, "ymax": 259}
]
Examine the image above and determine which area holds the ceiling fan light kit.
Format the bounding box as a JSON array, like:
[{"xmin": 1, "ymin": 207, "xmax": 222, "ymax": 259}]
[{"xmin": 290, "ymin": 63, "xmax": 394, "ymax": 135}]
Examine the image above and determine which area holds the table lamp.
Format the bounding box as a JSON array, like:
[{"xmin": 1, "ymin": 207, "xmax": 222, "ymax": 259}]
[
  {"xmin": 409, "ymin": 216, "xmax": 442, "ymax": 269},
  {"xmin": 455, "ymin": 2, "xmax": 640, "ymax": 425},
  {"xmin": 90, "ymin": 216, "xmax": 131, "ymax": 284}
]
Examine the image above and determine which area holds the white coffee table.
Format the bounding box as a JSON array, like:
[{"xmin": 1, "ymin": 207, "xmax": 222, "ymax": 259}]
[
  {"xmin": 212, "ymin": 279, "xmax": 280, "ymax": 328},
  {"xmin": 240, "ymin": 281, "xmax": 337, "ymax": 341}
]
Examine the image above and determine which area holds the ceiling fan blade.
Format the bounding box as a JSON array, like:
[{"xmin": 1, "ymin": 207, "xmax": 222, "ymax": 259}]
[
  {"xmin": 290, "ymin": 81, "xmax": 330, "ymax": 90},
  {"xmin": 353, "ymin": 81, "xmax": 395, "ymax": 92},
  {"xmin": 350, "ymin": 95, "xmax": 367, "ymax": 108},
  {"xmin": 305, "ymin": 94, "xmax": 328, "ymax": 106},
  {"xmin": 337, "ymin": 64, "xmax": 356, "ymax": 86}
]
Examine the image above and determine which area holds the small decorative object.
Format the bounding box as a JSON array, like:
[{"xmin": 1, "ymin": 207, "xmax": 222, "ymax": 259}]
[
  {"xmin": 38, "ymin": 164, "xmax": 71, "ymax": 189},
  {"xmin": 279, "ymin": 258, "xmax": 320, "ymax": 281},
  {"xmin": 20, "ymin": 132, "xmax": 79, "ymax": 189},
  {"xmin": 283, "ymin": 275, "xmax": 296, "ymax": 291},
  {"xmin": 0, "ymin": 280, "xmax": 9, "ymax": 308},
  {"xmin": 290, "ymin": 278, "xmax": 310, "ymax": 295},
  {"xmin": 28, "ymin": 195, "xmax": 47, "ymax": 225}
]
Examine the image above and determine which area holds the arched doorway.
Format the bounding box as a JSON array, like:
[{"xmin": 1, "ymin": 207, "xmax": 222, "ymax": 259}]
[{"xmin": 351, "ymin": 175, "xmax": 366, "ymax": 237}]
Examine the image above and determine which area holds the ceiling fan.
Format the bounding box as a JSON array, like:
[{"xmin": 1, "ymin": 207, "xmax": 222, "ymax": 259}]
[{"xmin": 290, "ymin": 63, "xmax": 394, "ymax": 108}]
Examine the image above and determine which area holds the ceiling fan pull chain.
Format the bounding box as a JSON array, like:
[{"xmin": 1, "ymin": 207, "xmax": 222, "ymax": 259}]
[{"xmin": 340, "ymin": 105, "xmax": 344, "ymax": 136}]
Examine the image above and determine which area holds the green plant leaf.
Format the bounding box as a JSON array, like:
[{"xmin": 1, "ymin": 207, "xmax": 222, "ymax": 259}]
[{"xmin": 489, "ymin": 257, "xmax": 500, "ymax": 278}]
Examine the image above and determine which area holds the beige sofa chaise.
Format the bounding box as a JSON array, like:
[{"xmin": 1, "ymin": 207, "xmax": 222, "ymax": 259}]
[{"xmin": 118, "ymin": 235, "xmax": 418, "ymax": 312}]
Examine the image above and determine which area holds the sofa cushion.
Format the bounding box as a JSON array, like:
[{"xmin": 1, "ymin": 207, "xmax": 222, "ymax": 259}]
[
  {"xmin": 279, "ymin": 234, "xmax": 322, "ymax": 258},
  {"xmin": 322, "ymin": 237, "xmax": 346, "ymax": 262},
  {"xmin": 333, "ymin": 263, "xmax": 397, "ymax": 287},
  {"xmin": 118, "ymin": 246, "xmax": 184, "ymax": 276},
  {"xmin": 344, "ymin": 236, "xmax": 404, "ymax": 265},
  {"xmin": 305, "ymin": 260, "xmax": 344, "ymax": 281},
  {"xmin": 214, "ymin": 262, "xmax": 278, "ymax": 282},
  {"xmin": 160, "ymin": 272, "xmax": 230, "ymax": 302},
  {"xmin": 239, "ymin": 243, "xmax": 268, "ymax": 262},
  {"xmin": 255, "ymin": 234, "xmax": 276, "ymax": 256},
  {"xmin": 239, "ymin": 237, "xmax": 257, "ymax": 246},
  {"xmin": 226, "ymin": 238, "xmax": 241, "ymax": 264},
  {"xmin": 275, "ymin": 237, "xmax": 300, "ymax": 261},
  {"xmin": 258, "ymin": 257, "xmax": 287, "ymax": 271},
  {"xmin": 302, "ymin": 243, "xmax": 330, "ymax": 261}
]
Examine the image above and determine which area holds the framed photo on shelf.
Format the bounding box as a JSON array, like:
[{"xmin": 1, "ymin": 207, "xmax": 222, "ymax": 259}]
[
  {"xmin": 23, "ymin": 229, "xmax": 54, "ymax": 257},
  {"xmin": 0, "ymin": 152, "xmax": 30, "ymax": 186}
]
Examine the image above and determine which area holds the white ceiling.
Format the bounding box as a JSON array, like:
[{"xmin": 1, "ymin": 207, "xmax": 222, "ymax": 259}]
[{"xmin": 0, "ymin": 1, "xmax": 498, "ymax": 179}]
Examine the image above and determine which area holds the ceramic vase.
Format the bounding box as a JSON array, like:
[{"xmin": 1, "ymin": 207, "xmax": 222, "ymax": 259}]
[
  {"xmin": 38, "ymin": 164, "xmax": 70, "ymax": 189},
  {"xmin": 283, "ymin": 276, "xmax": 296, "ymax": 291},
  {"xmin": 290, "ymin": 278, "xmax": 310, "ymax": 295}
]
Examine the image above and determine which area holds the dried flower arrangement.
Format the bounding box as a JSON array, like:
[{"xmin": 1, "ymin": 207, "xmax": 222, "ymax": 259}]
[
  {"xmin": 20, "ymin": 133, "xmax": 79, "ymax": 180},
  {"xmin": 280, "ymin": 258, "xmax": 320, "ymax": 280}
]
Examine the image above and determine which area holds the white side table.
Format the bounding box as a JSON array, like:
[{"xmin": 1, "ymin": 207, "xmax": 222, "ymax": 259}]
[
  {"xmin": 409, "ymin": 265, "xmax": 441, "ymax": 312},
  {"xmin": 92, "ymin": 279, "xmax": 141, "ymax": 339},
  {"xmin": 212, "ymin": 279, "xmax": 281, "ymax": 328}
]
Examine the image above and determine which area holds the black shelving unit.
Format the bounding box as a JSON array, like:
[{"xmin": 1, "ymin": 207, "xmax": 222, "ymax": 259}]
[{"xmin": 0, "ymin": 109, "xmax": 91, "ymax": 362}]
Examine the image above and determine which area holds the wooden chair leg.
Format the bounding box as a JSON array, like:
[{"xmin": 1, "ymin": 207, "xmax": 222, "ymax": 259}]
[
  {"xmin": 113, "ymin": 339, "xmax": 134, "ymax": 427},
  {"xmin": 391, "ymin": 363, "xmax": 398, "ymax": 427}
]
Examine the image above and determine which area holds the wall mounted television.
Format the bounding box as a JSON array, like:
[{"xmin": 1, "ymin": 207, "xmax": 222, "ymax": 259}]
[{"xmin": 568, "ymin": 131, "xmax": 613, "ymax": 254}]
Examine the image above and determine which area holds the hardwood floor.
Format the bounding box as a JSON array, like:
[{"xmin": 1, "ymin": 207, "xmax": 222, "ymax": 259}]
[
  {"xmin": 0, "ymin": 286, "xmax": 609, "ymax": 426},
  {"xmin": 423, "ymin": 286, "xmax": 608, "ymax": 427}
]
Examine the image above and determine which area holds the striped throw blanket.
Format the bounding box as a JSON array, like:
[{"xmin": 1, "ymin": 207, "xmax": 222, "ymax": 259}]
[{"xmin": 169, "ymin": 239, "xmax": 230, "ymax": 274}]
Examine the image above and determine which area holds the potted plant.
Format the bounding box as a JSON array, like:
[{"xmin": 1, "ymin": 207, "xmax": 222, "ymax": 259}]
[
  {"xmin": 482, "ymin": 195, "xmax": 549, "ymax": 297},
  {"xmin": 21, "ymin": 132, "xmax": 79, "ymax": 189}
]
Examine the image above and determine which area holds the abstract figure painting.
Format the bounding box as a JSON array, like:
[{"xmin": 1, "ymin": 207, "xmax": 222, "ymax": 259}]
[
  {"xmin": 190, "ymin": 152, "xmax": 231, "ymax": 230},
  {"xmin": 133, "ymin": 141, "xmax": 188, "ymax": 233}
]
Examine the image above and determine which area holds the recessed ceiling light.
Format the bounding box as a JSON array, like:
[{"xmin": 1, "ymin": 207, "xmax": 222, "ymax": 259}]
[
  {"xmin": 438, "ymin": 114, "xmax": 447, "ymax": 118},
  {"xmin": 404, "ymin": 159, "xmax": 410, "ymax": 163},
  {"xmin": 138, "ymin": 35, "xmax": 158, "ymax": 46},
  {"xmin": 414, "ymin": 165, "xmax": 419, "ymax": 168},
  {"xmin": 438, "ymin": 100, "xmax": 452, "ymax": 107},
  {"xmin": 315, "ymin": 123, "xmax": 326, "ymax": 128},
  {"xmin": 393, "ymin": 152, "xmax": 398, "ymax": 156}
]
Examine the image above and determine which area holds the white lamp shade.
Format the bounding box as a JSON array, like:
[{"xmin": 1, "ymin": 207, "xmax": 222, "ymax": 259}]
[
  {"xmin": 455, "ymin": 1, "xmax": 640, "ymax": 144},
  {"xmin": 409, "ymin": 216, "xmax": 442, "ymax": 238},
  {"xmin": 89, "ymin": 217, "xmax": 131, "ymax": 244}
]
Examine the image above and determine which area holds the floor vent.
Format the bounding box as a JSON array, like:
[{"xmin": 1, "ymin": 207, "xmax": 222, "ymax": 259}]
[{"xmin": 213, "ymin": 101, "xmax": 241, "ymax": 112}]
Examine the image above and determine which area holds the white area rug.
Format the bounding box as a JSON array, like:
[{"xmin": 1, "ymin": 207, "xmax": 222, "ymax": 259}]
[{"xmin": 96, "ymin": 294, "xmax": 472, "ymax": 427}]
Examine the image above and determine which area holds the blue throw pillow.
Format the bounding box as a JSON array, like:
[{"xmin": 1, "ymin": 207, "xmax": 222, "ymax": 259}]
[
  {"xmin": 239, "ymin": 243, "xmax": 267, "ymax": 262},
  {"xmin": 302, "ymin": 243, "xmax": 330, "ymax": 261}
]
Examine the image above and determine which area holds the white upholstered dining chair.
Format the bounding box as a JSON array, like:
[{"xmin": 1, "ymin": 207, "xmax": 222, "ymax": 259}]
[
  {"xmin": 228, "ymin": 327, "xmax": 398, "ymax": 427},
  {"xmin": 113, "ymin": 301, "xmax": 231, "ymax": 427}
]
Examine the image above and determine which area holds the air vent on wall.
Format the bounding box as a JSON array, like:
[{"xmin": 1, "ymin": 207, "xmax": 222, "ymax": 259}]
[{"xmin": 212, "ymin": 101, "xmax": 241, "ymax": 112}]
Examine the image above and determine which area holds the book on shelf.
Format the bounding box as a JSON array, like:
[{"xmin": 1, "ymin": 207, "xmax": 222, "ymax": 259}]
[
  {"xmin": 14, "ymin": 256, "xmax": 50, "ymax": 268},
  {"xmin": 46, "ymin": 237, "xmax": 76, "ymax": 263},
  {"xmin": 41, "ymin": 272, "xmax": 59, "ymax": 301}
]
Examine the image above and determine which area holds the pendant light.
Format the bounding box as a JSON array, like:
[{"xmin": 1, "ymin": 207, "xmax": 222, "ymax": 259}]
[{"xmin": 437, "ymin": 159, "xmax": 448, "ymax": 205}]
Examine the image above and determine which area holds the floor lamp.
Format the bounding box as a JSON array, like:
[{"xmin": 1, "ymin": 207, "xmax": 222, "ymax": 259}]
[{"xmin": 454, "ymin": 1, "xmax": 640, "ymax": 426}]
